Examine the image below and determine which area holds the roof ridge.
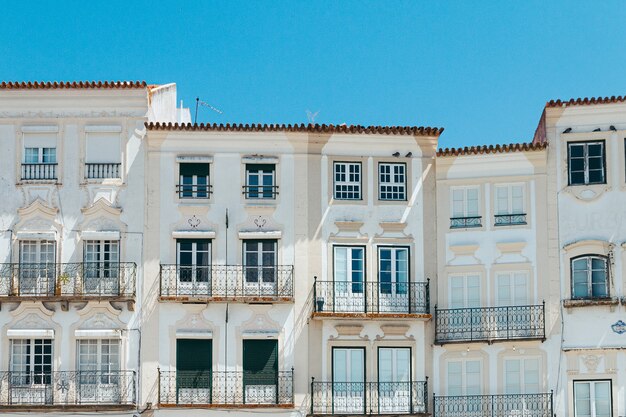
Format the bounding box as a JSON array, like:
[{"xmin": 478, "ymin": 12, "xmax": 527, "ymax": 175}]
[
  {"xmin": 0, "ymin": 81, "xmax": 148, "ymax": 89},
  {"xmin": 437, "ymin": 141, "xmax": 547, "ymax": 157},
  {"xmin": 145, "ymin": 122, "xmax": 444, "ymax": 136}
]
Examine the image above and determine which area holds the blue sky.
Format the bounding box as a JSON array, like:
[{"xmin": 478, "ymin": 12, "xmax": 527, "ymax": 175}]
[{"xmin": 1, "ymin": 1, "xmax": 625, "ymax": 148}]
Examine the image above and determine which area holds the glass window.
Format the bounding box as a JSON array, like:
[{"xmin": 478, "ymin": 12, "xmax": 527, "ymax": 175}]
[
  {"xmin": 496, "ymin": 272, "xmax": 529, "ymax": 306},
  {"xmin": 23, "ymin": 147, "xmax": 56, "ymax": 164},
  {"xmin": 334, "ymin": 162, "xmax": 362, "ymax": 200},
  {"xmin": 574, "ymin": 380, "xmax": 611, "ymax": 417},
  {"xmin": 245, "ymin": 164, "xmax": 276, "ymax": 199},
  {"xmin": 243, "ymin": 239, "xmax": 277, "ymax": 283},
  {"xmin": 568, "ymin": 142, "xmax": 605, "ymax": 186},
  {"xmin": 334, "ymin": 246, "xmax": 364, "ymax": 294},
  {"xmin": 571, "ymin": 256, "xmax": 609, "ymax": 299},
  {"xmin": 450, "ymin": 187, "xmax": 481, "ymax": 228},
  {"xmin": 379, "ymin": 163, "xmax": 406, "ymax": 200},
  {"xmin": 78, "ymin": 339, "xmax": 120, "ymax": 384},
  {"xmin": 179, "ymin": 163, "xmax": 210, "ymax": 198},
  {"xmin": 504, "ymin": 358, "xmax": 540, "ymax": 394},
  {"xmin": 495, "ymin": 184, "xmax": 524, "ymax": 215},
  {"xmin": 11, "ymin": 339, "xmax": 52, "ymax": 385},
  {"xmin": 177, "ymin": 239, "xmax": 211, "ymax": 283},
  {"xmin": 378, "ymin": 247, "xmax": 408, "ymax": 295},
  {"xmin": 447, "ymin": 359, "xmax": 481, "ymax": 396},
  {"xmin": 449, "ymin": 274, "xmax": 481, "ymax": 309}
]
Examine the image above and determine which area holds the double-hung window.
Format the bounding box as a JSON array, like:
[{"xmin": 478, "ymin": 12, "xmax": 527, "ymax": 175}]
[
  {"xmin": 494, "ymin": 184, "xmax": 526, "ymax": 226},
  {"xmin": 379, "ymin": 163, "xmax": 406, "ymax": 201},
  {"xmin": 334, "ymin": 162, "xmax": 361, "ymax": 200},
  {"xmin": 574, "ymin": 380, "xmax": 612, "ymax": 417},
  {"xmin": 568, "ymin": 141, "xmax": 605, "ymax": 186},
  {"xmin": 450, "ymin": 187, "xmax": 480, "ymax": 228},
  {"xmin": 571, "ymin": 255, "xmax": 609, "ymax": 299},
  {"xmin": 179, "ymin": 163, "xmax": 210, "ymax": 198},
  {"xmin": 245, "ymin": 164, "xmax": 276, "ymax": 199}
]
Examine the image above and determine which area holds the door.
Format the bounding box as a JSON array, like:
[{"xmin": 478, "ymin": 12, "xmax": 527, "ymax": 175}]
[
  {"xmin": 378, "ymin": 347, "xmax": 411, "ymax": 413},
  {"xmin": 378, "ymin": 247, "xmax": 409, "ymax": 313},
  {"xmin": 19, "ymin": 240, "xmax": 55, "ymax": 295},
  {"xmin": 448, "ymin": 275, "xmax": 481, "ymax": 339},
  {"xmin": 77, "ymin": 339, "xmax": 121, "ymax": 403},
  {"xmin": 332, "ymin": 347, "xmax": 365, "ymax": 414},
  {"xmin": 10, "ymin": 339, "xmax": 53, "ymax": 404},
  {"xmin": 177, "ymin": 240, "xmax": 211, "ymax": 296},
  {"xmin": 243, "ymin": 339, "xmax": 278, "ymax": 404},
  {"xmin": 496, "ymin": 272, "xmax": 530, "ymax": 337},
  {"xmin": 447, "ymin": 360, "xmax": 482, "ymax": 417},
  {"xmin": 243, "ymin": 240, "xmax": 277, "ymax": 296},
  {"xmin": 176, "ymin": 339, "xmax": 212, "ymax": 404},
  {"xmin": 84, "ymin": 240, "xmax": 119, "ymax": 295},
  {"xmin": 334, "ymin": 247, "xmax": 365, "ymax": 312}
]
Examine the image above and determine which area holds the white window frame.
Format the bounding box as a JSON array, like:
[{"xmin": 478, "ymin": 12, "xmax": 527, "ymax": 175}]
[
  {"xmin": 10, "ymin": 338, "xmax": 53, "ymax": 384},
  {"xmin": 451, "ymin": 186, "xmax": 480, "ymax": 218},
  {"xmin": 448, "ymin": 274, "xmax": 481, "ymax": 309},
  {"xmin": 245, "ymin": 163, "xmax": 276, "ymax": 199},
  {"xmin": 334, "ymin": 246, "xmax": 365, "ymax": 291},
  {"xmin": 334, "ymin": 162, "xmax": 362, "ymax": 200},
  {"xmin": 446, "ymin": 358, "xmax": 482, "ymax": 396},
  {"xmin": 571, "ymin": 255, "xmax": 609, "ymax": 299},
  {"xmin": 77, "ymin": 339, "xmax": 120, "ymax": 383},
  {"xmin": 178, "ymin": 163, "xmax": 210, "ymax": 199},
  {"xmin": 495, "ymin": 271, "xmax": 529, "ymax": 306},
  {"xmin": 494, "ymin": 184, "xmax": 525, "ymax": 215},
  {"xmin": 503, "ymin": 356, "xmax": 540, "ymax": 394},
  {"xmin": 574, "ymin": 380, "xmax": 612, "ymax": 417},
  {"xmin": 378, "ymin": 162, "xmax": 406, "ymax": 201},
  {"xmin": 24, "ymin": 147, "xmax": 57, "ymax": 164},
  {"xmin": 568, "ymin": 141, "xmax": 606, "ymax": 186}
]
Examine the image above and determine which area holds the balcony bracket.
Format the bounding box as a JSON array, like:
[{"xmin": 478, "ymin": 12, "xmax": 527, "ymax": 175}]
[
  {"xmin": 42, "ymin": 302, "xmax": 56, "ymax": 312},
  {"xmin": 126, "ymin": 300, "xmax": 135, "ymax": 311},
  {"xmin": 61, "ymin": 300, "xmax": 69, "ymax": 312}
]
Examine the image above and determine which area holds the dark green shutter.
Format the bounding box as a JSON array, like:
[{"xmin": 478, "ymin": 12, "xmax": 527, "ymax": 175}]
[
  {"xmin": 176, "ymin": 339, "xmax": 211, "ymax": 390},
  {"xmin": 243, "ymin": 339, "xmax": 277, "ymax": 386},
  {"xmin": 180, "ymin": 163, "xmax": 209, "ymax": 176}
]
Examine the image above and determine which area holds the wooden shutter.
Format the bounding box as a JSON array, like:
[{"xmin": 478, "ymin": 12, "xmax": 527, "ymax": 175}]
[
  {"xmin": 176, "ymin": 339, "xmax": 211, "ymax": 389},
  {"xmin": 243, "ymin": 339, "xmax": 277, "ymax": 385}
]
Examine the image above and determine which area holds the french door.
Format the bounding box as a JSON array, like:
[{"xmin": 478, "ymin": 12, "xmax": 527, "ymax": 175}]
[
  {"xmin": 176, "ymin": 339, "xmax": 212, "ymax": 404},
  {"xmin": 496, "ymin": 272, "xmax": 530, "ymax": 337},
  {"xmin": 77, "ymin": 339, "xmax": 121, "ymax": 403},
  {"xmin": 378, "ymin": 347, "xmax": 411, "ymax": 413},
  {"xmin": 378, "ymin": 247, "xmax": 409, "ymax": 313},
  {"xmin": 10, "ymin": 339, "xmax": 53, "ymax": 404},
  {"xmin": 243, "ymin": 240, "xmax": 277, "ymax": 296},
  {"xmin": 334, "ymin": 247, "xmax": 365, "ymax": 312},
  {"xmin": 177, "ymin": 240, "xmax": 211, "ymax": 296},
  {"xmin": 19, "ymin": 240, "xmax": 55, "ymax": 295},
  {"xmin": 243, "ymin": 339, "xmax": 278, "ymax": 404},
  {"xmin": 84, "ymin": 240, "xmax": 119, "ymax": 295},
  {"xmin": 449, "ymin": 274, "xmax": 481, "ymax": 338},
  {"xmin": 332, "ymin": 347, "xmax": 365, "ymax": 414}
]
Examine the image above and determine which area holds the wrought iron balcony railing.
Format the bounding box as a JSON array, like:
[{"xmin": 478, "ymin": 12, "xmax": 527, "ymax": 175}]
[
  {"xmin": 310, "ymin": 380, "xmax": 428, "ymax": 415},
  {"xmin": 21, "ymin": 163, "xmax": 58, "ymax": 180},
  {"xmin": 434, "ymin": 303, "xmax": 545, "ymax": 344},
  {"xmin": 494, "ymin": 213, "xmax": 527, "ymax": 226},
  {"xmin": 433, "ymin": 392, "xmax": 553, "ymax": 417},
  {"xmin": 160, "ymin": 264, "xmax": 293, "ymax": 300},
  {"xmin": 0, "ymin": 263, "xmax": 136, "ymax": 298},
  {"xmin": 0, "ymin": 371, "xmax": 135, "ymax": 407},
  {"xmin": 176, "ymin": 183, "xmax": 213, "ymax": 199},
  {"xmin": 242, "ymin": 185, "xmax": 279, "ymax": 199},
  {"xmin": 450, "ymin": 216, "xmax": 482, "ymax": 229},
  {"xmin": 313, "ymin": 280, "xmax": 429, "ymax": 315},
  {"xmin": 159, "ymin": 370, "xmax": 294, "ymax": 406},
  {"xmin": 85, "ymin": 163, "xmax": 121, "ymax": 179}
]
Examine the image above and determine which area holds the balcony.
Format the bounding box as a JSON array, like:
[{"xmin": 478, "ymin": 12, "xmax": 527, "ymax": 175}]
[
  {"xmin": 310, "ymin": 380, "xmax": 428, "ymax": 415},
  {"xmin": 85, "ymin": 163, "xmax": 121, "ymax": 179},
  {"xmin": 176, "ymin": 183, "xmax": 213, "ymax": 199},
  {"xmin": 494, "ymin": 214, "xmax": 527, "ymax": 226},
  {"xmin": 160, "ymin": 264, "xmax": 294, "ymax": 302},
  {"xmin": 312, "ymin": 280, "xmax": 430, "ymax": 318},
  {"xmin": 0, "ymin": 263, "xmax": 136, "ymax": 305},
  {"xmin": 433, "ymin": 392, "xmax": 553, "ymax": 417},
  {"xmin": 0, "ymin": 371, "xmax": 135, "ymax": 409},
  {"xmin": 434, "ymin": 304, "xmax": 545, "ymax": 345},
  {"xmin": 159, "ymin": 370, "xmax": 294, "ymax": 407},
  {"xmin": 21, "ymin": 163, "xmax": 57, "ymax": 181},
  {"xmin": 242, "ymin": 185, "xmax": 279, "ymax": 199}
]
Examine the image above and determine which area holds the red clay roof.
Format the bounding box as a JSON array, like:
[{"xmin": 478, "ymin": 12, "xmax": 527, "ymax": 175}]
[
  {"xmin": 546, "ymin": 95, "xmax": 626, "ymax": 108},
  {"xmin": 146, "ymin": 122, "xmax": 444, "ymax": 136},
  {"xmin": 437, "ymin": 142, "xmax": 547, "ymax": 157},
  {"xmin": 0, "ymin": 81, "xmax": 147, "ymax": 89}
]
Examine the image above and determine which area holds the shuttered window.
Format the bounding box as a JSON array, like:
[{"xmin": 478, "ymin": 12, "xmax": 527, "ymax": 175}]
[
  {"xmin": 176, "ymin": 339, "xmax": 212, "ymax": 389},
  {"xmin": 243, "ymin": 339, "xmax": 277, "ymax": 386}
]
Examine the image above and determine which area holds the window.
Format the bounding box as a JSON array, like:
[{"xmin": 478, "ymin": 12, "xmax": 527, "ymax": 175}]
[
  {"xmin": 78, "ymin": 339, "xmax": 120, "ymax": 384},
  {"xmin": 19, "ymin": 240, "xmax": 56, "ymax": 295},
  {"xmin": 378, "ymin": 247, "xmax": 408, "ymax": 295},
  {"xmin": 334, "ymin": 162, "xmax": 361, "ymax": 200},
  {"xmin": 11, "ymin": 339, "xmax": 53, "ymax": 385},
  {"xmin": 495, "ymin": 184, "xmax": 526, "ymax": 226},
  {"xmin": 504, "ymin": 358, "xmax": 539, "ymax": 394},
  {"xmin": 447, "ymin": 359, "xmax": 481, "ymax": 396},
  {"xmin": 571, "ymin": 256, "xmax": 609, "ymax": 299},
  {"xmin": 496, "ymin": 272, "xmax": 529, "ymax": 306},
  {"xmin": 335, "ymin": 246, "xmax": 365, "ymax": 294},
  {"xmin": 333, "ymin": 347, "xmax": 365, "ymax": 414},
  {"xmin": 568, "ymin": 141, "xmax": 605, "ymax": 186},
  {"xmin": 22, "ymin": 132, "xmax": 58, "ymax": 180},
  {"xmin": 243, "ymin": 240, "xmax": 277, "ymax": 294},
  {"xmin": 450, "ymin": 187, "xmax": 480, "ymax": 228},
  {"xmin": 243, "ymin": 339, "xmax": 278, "ymax": 403},
  {"xmin": 449, "ymin": 274, "xmax": 481, "ymax": 309},
  {"xmin": 574, "ymin": 380, "xmax": 612, "ymax": 417},
  {"xmin": 84, "ymin": 240, "xmax": 120, "ymax": 295},
  {"xmin": 179, "ymin": 163, "xmax": 210, "ymax": 198},
  {"xmin": 245, "ymin": 164, "xmax": 276, "ymax": 199},
  {"xmin": 379, "ymin": 163, "xmax": 406, "ymax": 200},
  {"xmin": 25, "ymin": 147, "xmax": 56, "ymax": 164},
  {"xmin": 177, "ymin": 239, "xmax": 211, "ymax": 290},
  {"xmin": 176, "ymin": 339, "xmax": 212, "ymax": 391}
]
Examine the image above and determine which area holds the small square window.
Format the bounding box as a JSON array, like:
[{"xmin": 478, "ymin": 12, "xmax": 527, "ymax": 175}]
[
  {"xmin": 334, "ymin": 162, "xmax": 361, "ymax": 200},
  {"xmin": 245, "ymin": 164, "xmax": 276, "ymax": 199},
  {"xmin": 379, "ymin": 163, "xmax": 406, "ymax": 201},
  {"xmin": 568, "ymin": 141, "xmax": 606, "ymax": 186},
  {"xmin": 178, "ymin": 163, "xmax": 211, "ymax": 198}
]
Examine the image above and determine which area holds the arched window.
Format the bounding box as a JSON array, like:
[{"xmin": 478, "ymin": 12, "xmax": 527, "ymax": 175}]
[{"xmin": 571, "ymin": 255, "xmax": 609, "ymax": 299}]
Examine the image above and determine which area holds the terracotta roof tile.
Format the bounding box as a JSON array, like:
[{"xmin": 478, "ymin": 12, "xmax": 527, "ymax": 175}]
[
  {"xmin": 0, "ymin": 81, "xmax": 147, "ymax": 90},
  {"xmin": 145, "ymin": 122, "xmax": 444, "ymax": 136},
  {"xmin": 437, "ymin": 142, "xmax": 547, "ymax": 157},
  {"xmin": 546, "ymin": 95, "xmax": 626, "ymax": 108}
]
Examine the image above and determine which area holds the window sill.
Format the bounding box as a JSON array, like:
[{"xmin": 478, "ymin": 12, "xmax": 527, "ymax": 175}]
[
  {"xmin": 17, "ymin": 180, "xmax": 60, "ymax": 186},
  {"xmin": 563, "ymin": 297, "xmax": 619, "ymax": 310},
  {"xmin": 81, "ymin": 178, "xmax": 123, "ymax": 186}
]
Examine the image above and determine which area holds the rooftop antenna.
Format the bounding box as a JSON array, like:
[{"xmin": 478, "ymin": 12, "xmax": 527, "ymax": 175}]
[
  {"xmin": 306, "ymin": 110, "xmax": 319, "ymax": 124},
  {"xmin": 195, "ymin": 97, "xmax": 223, "ymax": 124}
]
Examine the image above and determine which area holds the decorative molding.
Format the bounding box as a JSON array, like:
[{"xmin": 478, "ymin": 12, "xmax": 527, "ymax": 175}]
[
  {"xmin": 334, "ymin": 324, "xmax": 364, "ymax": 337},
  {"xmin": 81, "ymin": 197, "xmax": 121, "ymax": 217},
  {"xmin": 564, "ymin": 184, "xmax": 610, "ymax": 202},
  {"xmin": 334, "ymin": 221, "xmax": 364, "ymax": 233},
  {"xmin": 581, "ymin": 354, "xmax": 601, "ymax": 373},
  {"xmin": 380, "ymin": 324, "xmax": 410, "ymax": 336}
]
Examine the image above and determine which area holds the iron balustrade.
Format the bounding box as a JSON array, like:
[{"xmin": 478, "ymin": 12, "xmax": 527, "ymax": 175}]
[
  {"xmin": 450, "ymin": 216, "xmax": 482, "ymax": 228},
  {"xmin": 494, "ymin": 214, "xmax": 527, "ymax": 226},
  {"xmin": 159, "ymin": 370, "xmax": 294, "ymax": 406},
  {"xmin": 160, "ymin": 264, "xmax": 294, "ymax": 299},
  {"xmin": 0, "ymin": 263, "xmax": 136, "ymax": 298},
  {"xmin": 313, "ymin": 280, "xmax": 430, "ymax": 314},
  {"xmin": 434, "ymin": 303, "xmax": 545, "ymax": 344},
  {"xmin": 85, "ymin": 163, "xmax": 121, "ymax": 179},
  {"xmin": 242, "ymin": 185, "xmax": 279, "ymax": 199},
  {"xmin": 310, "ymin": 380, "xmax": 428, "ymax": 415},
  {"xmin": 176, "ymin": 183, "xmax": 213, "ymax": 199},
  {"xmin": 433, "ymin": 392, "xmax": 553, "ymax": 417},
  {"xmin": 0, "ymin": 371, "xmax": 135, "ymax": 406},
  {"xmin": 21, "ymin": 163, "xmax": 57, "ymax": 180}
]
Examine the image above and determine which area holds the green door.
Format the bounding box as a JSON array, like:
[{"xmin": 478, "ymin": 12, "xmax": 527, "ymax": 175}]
[
  {"xmin": 242, "ymin": 339, "xmax": 278, "ymax": 403},
  {"xmin": 176, "ymin": 339, "xmax": 212, "ymax": 403}
]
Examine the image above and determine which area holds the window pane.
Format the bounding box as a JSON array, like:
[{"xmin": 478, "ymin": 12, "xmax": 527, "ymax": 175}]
[{"xmin": 569, "ymin": 145, "xmax": 584, "ymax": 157}]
